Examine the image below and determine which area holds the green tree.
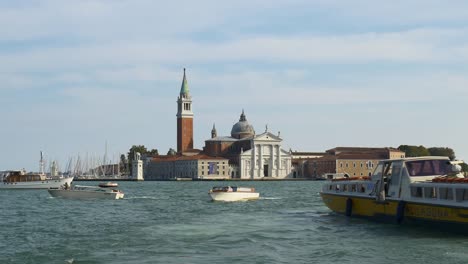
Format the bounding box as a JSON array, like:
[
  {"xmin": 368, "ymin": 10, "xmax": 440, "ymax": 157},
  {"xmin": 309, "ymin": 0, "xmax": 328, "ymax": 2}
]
[
  {"xmin": 428, "ymin": 147, "xmax": 456, "ymax": 160},
  {"xmin": 119, "ymin": 154, "xmax": 128, "ymax": 175},
  {"xmin": 398, "ymin": 145, "xmax": 430, "ymax": 157},
  {"xmin": 147, "ymin": 149, "xmax": 159, "ymax": 156},
  {"xmin": 461, "ymin": 162, "xmax": 468, "ymax": 173},
  {"xmin": 167, "ymin": 148, "xmax": 176, "ymax": 155},
  {"xmin": 128, "ymin": 145, "xmax": 148, "ymax": 161}
]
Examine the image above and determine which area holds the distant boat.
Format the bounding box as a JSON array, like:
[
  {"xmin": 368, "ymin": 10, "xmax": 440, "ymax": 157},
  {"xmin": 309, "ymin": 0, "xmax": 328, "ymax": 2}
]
[
  {"xmin": 0, "ymin": 151, "xmax": 74, "ymax": 190},
  {"xmin": 0, "ymin": 170, "xmax": 74, "ymax": 190},
  {"xmin": 209, "ymin": 186, "xmax": 260, "ymax": 201},
  {"xmin": 48, "ymin": 185, "xmax": 124, "ymax": 200},
  {"xmin": 98, "ymin": 182, "xmax": 118, "ymax": 188},
  {"xmin": 176, "ymin": 177, "xmax": 193, "ymax": 181}
]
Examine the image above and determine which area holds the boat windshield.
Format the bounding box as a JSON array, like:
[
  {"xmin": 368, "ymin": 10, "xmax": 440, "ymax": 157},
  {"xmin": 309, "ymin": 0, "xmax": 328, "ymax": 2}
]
[{"xmin": 405, "ymin": 159, "xmax": 449, "ymax": 177}]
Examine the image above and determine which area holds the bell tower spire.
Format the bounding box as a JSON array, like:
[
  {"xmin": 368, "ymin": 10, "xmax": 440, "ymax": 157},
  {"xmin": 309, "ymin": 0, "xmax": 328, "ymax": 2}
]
[
  {"xmin": 211, "ymin": 123, "xmax": 217, "ymax": 138},
  {"xmin": 177, "ymin": 68, "xmax": 194, "ymax": 153}
]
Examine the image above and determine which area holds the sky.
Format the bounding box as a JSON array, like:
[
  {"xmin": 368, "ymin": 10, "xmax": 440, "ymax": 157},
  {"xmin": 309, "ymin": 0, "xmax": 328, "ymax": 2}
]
[{"xmin": 1, "ymin": 0, "xmax": 468, "ymax": 172}]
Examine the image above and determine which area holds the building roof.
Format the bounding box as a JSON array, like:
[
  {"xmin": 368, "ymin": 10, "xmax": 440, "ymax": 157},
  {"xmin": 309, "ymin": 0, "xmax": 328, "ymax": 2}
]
[
  {"xmin": 180, "ymin": 68, "xmax": 189, "ymax": 95},
  {"xmin": 292, "ymin": 151, "xmax": 327, "ymax": 156},
  {"xmin": 327, "ymin": 147, "xmax": 403, "ymax": 155},
  {"xmin": 231, "ymin": 110, "xmax": 255, "ymax": 139},
  {"xmin": 151, "ymin": 153, "xmax": 227, "ymax": 162},
  {"xmin": 336, "ymin": 152, "xmax": 388, "ymax": 160},
  {"xmin": 205, "ymin": 136, "xmax": 239, "ymax": 142}
]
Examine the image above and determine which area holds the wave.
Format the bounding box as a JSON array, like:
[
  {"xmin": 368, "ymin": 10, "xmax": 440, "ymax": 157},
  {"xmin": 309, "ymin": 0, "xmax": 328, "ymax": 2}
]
[{"xmin": 125, "ymin": 196, "xmax": 159, "ymax": 200}]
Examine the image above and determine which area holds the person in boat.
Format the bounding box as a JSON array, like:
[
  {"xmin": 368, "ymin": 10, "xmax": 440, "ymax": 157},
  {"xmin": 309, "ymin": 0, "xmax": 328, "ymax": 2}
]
[
  {"xmin": 227, "ymin": 186, "xmax": 233, "ymax": 192},
  {"xmin": 64, "ymin": 182, "xmax": 69, "ymax": 190}
]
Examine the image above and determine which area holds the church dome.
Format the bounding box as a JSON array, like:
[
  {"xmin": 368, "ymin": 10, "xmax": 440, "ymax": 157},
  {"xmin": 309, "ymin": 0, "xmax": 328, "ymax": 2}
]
[{"xmin": 231, "ymin": 110, "xmax": 255, "ymax": 139}]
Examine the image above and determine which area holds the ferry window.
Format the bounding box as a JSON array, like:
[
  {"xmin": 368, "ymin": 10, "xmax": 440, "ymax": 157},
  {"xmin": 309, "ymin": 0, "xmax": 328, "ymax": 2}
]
[
  {"xmin": 406, "ymin": 160, "xmax": 449, "ymax": 177},
  {"xmin": 335, "ymin": 185, "xmax": 340, "ymax": 191},
  {"xmin": 455, "ymin": 189, "xmax": 468, "ymax": 202},
  {"xmin": 351, "ymin": 184, "xmax": 356, "ymax": 192},
  {"xmin": 372, "ymin": 164, "xmax": 384, "ymax": 178},
  {"xmin": 439, "ymin": 187, "xmax": 453, "ymax": 200},
  {"xmin": 329, "ymin": 185, "xmax": 333, "ymax": 191},
  {"xmin": 424, "ymin": 187, "xmax": 437, "ymax": 199},
  {"xmin": 390, "ymin": 164, "xmax": 401, "ymax": 186},
  {"xmin": 359, "ymin": 184, "xmax": 366, "ymax": 193},
  {"xmin": 343, "ymin": 184, "xmax": 348, "ymax": 192},
  {"xmin": 410, "ymin": 186, "xmax": 423, "ymax": 198}
]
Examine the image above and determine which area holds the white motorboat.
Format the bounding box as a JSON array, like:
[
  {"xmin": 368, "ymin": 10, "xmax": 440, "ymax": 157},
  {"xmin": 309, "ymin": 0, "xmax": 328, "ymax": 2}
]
[
  {"xmin": 0, "ymin": 170, "xmax": 74, "ymax": 189},
  {"xmin": 48, "ymin": 185, "xmax": 125, "ymax": 200},
  {"xmin": 209, "ymin": 186, "xmax": 259, "ymax": 201},
  {"xmin": 98, "ymin": 182, "xmax": 119, "ymax": 188}
]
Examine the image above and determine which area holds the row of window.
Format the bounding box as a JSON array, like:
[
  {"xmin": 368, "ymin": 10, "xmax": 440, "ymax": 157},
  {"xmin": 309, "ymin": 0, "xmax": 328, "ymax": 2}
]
[
  {"xmin": 339, "ymin": 161, "xmax": 374, "ymax": 169},
  {"xmin": 201, "ymin": 161, "xmax": 226, "ymax": 165},
  {"xmin": 327, "ymin": 183, "xmax": 367, "ymax": 193},
  {"xmin": 410, "ymin": 186, "xmax": 468, "ymax": 202}
]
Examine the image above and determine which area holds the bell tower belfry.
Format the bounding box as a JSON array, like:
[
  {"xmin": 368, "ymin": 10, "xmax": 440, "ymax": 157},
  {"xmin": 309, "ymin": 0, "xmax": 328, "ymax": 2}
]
[{"xmin": 177, "ymin": 68, "xmax": 194, "ymax": 153}]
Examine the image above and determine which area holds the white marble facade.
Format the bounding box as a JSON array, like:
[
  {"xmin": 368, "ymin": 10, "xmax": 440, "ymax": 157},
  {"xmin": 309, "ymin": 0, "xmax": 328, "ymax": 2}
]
[{"xmin": 239, "ymin": 132, "xmax": 292, "ymax": 179}]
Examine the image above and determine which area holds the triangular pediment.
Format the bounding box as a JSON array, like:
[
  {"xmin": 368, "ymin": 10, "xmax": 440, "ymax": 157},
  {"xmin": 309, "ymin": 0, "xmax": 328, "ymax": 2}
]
[{"xmin": 254, "ymin": 132, "xmax": 282, "ymax": 142}]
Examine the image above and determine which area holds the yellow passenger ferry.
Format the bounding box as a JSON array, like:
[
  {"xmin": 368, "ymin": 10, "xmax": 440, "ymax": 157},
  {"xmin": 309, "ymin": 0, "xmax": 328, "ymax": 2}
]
[{"xmin": 320, "ymin": 156, "xmax": 468, "ymax": 228}]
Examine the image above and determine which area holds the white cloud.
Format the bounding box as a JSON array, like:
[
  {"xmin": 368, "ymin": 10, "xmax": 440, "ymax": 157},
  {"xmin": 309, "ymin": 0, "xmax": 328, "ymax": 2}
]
[{"xmin": 1, "ymin": 28, "xmax": 468, "ymax": 75}]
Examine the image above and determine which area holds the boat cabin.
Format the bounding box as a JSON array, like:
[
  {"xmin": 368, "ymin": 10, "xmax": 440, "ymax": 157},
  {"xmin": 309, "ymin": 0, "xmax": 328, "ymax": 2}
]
[
  {"xmin": 210, "ymin": 186, "xmax": 256, "ymax": 193},
  {"xmin": 1, "ymin": 170, "xmax": 47, "ymax": 183},
  {"xmin": 323, "ymin": 156, "xmax": 466, "ymax": 203}
]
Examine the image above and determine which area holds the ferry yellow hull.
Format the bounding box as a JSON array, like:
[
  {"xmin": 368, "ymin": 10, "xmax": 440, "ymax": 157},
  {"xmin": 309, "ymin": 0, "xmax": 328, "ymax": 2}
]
[{"xmin": 320, "ymin": 192, "xmax": 468, "ymax": 225}]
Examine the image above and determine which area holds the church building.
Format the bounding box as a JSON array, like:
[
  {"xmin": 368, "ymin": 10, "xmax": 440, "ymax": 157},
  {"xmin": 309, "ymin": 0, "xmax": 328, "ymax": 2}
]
[
  {"xmin": 144, "ymin": 69, "xmax": 293, "ymax": 180},
  {"xmin": 204, "ymin": 111, "xmax": 292, "ymax": 179}
]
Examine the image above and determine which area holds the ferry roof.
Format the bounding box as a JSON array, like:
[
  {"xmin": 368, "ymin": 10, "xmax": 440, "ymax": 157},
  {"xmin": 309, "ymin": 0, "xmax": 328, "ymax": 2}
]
[{"xmin": 379, "ymin": 156, "xmax": 449, "ymax": 163}]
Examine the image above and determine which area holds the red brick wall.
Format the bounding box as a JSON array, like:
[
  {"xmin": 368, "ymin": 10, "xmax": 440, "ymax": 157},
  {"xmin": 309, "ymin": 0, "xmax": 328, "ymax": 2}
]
[{"xmin": 177, "ymin": 118, "xmax": 193, "ymax": 153}]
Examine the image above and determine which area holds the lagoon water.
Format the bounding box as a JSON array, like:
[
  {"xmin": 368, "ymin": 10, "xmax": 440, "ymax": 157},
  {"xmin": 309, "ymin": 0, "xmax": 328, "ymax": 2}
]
[{"xmin": 1, "ymin": 181, "xmax": 468, "ymax": 264}]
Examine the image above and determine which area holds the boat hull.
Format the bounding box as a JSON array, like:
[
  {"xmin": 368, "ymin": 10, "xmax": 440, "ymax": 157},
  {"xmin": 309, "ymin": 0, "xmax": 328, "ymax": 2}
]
[
  {"xmin": 48, "ymin": 189, "xmax": 124, "ymax": 200},
  {"xmin": 0, "ymin": 177, "xmax": 74, "ymax": 189},
  {"xmin": 320, "ymin": 192, "xmax": 468, "ymax": 225},
  {"xmin": 209, "ymin": 192, "xmax": 259, "ymax": 202}
]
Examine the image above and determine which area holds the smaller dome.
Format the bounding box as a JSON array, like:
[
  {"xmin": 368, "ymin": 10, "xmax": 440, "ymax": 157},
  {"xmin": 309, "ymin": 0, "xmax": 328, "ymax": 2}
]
[{"xmin": 231, "ymin": 110, "xmax": 255, "ymax": 139}]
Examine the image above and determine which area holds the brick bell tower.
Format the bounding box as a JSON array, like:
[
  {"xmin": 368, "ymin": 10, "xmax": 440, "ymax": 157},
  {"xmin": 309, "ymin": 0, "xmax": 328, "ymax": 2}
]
[{"xmin": 177, "ymin": 68, "xmax": 194, "ymax": 153}]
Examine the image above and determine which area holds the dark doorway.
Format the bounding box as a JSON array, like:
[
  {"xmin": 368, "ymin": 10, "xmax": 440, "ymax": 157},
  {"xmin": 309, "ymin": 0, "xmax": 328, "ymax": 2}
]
[{"xmin": 263, "ymin": 164, "xmax": 269, "ymax": 177}]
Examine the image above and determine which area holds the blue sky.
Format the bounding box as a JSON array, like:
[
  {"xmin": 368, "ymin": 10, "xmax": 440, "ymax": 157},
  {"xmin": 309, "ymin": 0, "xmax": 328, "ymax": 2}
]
[{"xmin": 1, "ymin": 0, "xmax": 468, "ymax": 171}]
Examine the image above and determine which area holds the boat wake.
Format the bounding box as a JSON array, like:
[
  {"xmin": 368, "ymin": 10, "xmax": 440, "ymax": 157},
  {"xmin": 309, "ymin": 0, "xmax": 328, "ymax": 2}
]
[
  {"xmin": 260, "ymin": 197, "xmax": 282, "ymax": 200},
  {"xmin": 125, "ymin": 196, "xmax": 159, "ymax": 200}
]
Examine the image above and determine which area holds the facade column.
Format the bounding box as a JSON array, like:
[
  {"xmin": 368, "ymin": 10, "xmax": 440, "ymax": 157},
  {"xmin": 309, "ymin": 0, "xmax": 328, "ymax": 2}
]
[
  {"xmin": 258, "ymin": 144, "xmax": 263, "ymax": 178},
  {"xmin": 270, "ymin": 144, "xmax": 274, "ymax": 177},
  {"xmin": 251, "ymin": 144, "xmax": 256, "ymax": 179},
  {"xmin": 277, "ymin": 145, "xmax": 281, "ymax": 177}
]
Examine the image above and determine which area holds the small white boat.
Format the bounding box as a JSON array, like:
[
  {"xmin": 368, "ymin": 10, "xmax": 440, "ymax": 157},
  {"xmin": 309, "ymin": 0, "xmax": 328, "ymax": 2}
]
[
  {"xmin": 209, "ymin": 186, "xmax": 259, "ymax": 201},
  {"xmin": 98, "ymin": 182, "xmax": 119, "ymax": 188},
  {"xmin": 48, "ymin": 185, "xmax": 125, "ymax": 200}
]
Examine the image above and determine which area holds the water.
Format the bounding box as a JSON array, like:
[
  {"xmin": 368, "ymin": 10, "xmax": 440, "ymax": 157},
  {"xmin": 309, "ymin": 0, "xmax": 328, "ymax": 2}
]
[{"xmin": 1, "ymin": 181, "xmax": 468, "ymax": 264}]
